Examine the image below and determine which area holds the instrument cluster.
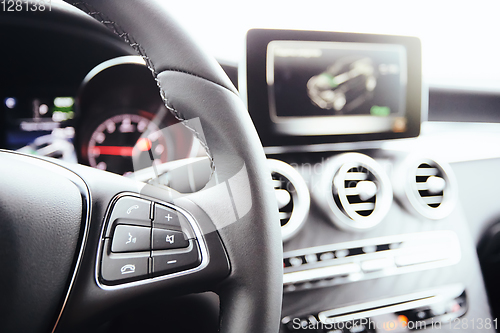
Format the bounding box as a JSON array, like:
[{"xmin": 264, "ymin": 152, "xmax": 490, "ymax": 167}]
[{"xmin": 1, "ymin": 56, "xmax": 204, "ymax": 184}]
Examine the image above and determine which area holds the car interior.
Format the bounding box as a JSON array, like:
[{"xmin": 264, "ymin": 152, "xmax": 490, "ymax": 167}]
[{"xmin": 1, "ymin": 1, "xmax": 500, "ymax": 333}]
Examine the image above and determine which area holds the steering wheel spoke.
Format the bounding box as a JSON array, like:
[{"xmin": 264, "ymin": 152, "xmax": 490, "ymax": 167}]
[{"xmin": 48, "ymin": 160, "xmax": 232, "ymax": 331}]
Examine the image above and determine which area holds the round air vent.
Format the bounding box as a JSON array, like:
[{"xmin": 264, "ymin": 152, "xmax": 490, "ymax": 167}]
[
  {"xmin": 316, "ymin": 153, "xmax": 393, "ymax": 231},
  {"xmin": 268, "ymin": 159, "xmax": 310, "ymax": 242},
  {"xmin": 395, "ymin": 156, "xmax": 457, "ymax": 220}
]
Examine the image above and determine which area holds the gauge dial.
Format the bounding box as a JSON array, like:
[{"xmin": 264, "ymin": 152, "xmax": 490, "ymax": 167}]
[{"xmin": 87, "ymin": 114, "xmax": 168, "ymax": 175}]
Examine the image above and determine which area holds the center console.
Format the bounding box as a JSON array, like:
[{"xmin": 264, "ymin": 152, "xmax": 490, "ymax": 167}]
[{"xmin": 242, "ymin": 29, "xmax": 494, "ymax": 332}]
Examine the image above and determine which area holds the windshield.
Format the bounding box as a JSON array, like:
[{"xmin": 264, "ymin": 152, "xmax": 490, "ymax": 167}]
[{"xmin": 162, "ymin": 0, "xmax": 500, "ymax": 93}]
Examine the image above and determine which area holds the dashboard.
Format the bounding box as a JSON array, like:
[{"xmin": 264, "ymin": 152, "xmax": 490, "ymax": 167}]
[{"xmin": 2, "ymin": 10, "xmax": 500, "ymax": 333}]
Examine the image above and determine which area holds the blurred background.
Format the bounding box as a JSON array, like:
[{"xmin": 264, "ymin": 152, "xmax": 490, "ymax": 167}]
[{"xmin": 161, "ymin": 0, "xmax": 500, "ymax": 93}]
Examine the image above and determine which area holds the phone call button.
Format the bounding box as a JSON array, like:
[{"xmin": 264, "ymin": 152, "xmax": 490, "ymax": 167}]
[
  {"xmin": 105, "ymin": 197, "xmax": 152, "ymax": 237},
  {"xmin": 101, "ymin": 240, "xmax": 150, "ymax": 282}
]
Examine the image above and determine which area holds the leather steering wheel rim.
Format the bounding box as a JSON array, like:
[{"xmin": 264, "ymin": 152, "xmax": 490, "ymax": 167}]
[
  {"xmin": 68, "ymin": 1, "xmax": 282, "ymax": 332},
  {"xmin": 6, "ymin": 1, "xmax": 282, "ymax": 332}
]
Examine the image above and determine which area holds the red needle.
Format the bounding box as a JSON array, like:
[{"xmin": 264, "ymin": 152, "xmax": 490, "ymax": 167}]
[
  {"xmin": 92, "ymin": 139, "xmax": 152, "ymax": 157},
  {"xmin": 92, "ymin": 146, "xmax": 134, "ymax": 156}
]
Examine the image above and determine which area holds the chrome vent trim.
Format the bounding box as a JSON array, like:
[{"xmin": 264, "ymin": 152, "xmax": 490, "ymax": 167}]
[
  {"xmin": 268, "ymin": 159, "xmax": 310, "ymax": 242},
  {"xmin": 396, "ymin": 156, "xmax": 457, "ymax": 220},
  {"xmin": 317, "ymin": 153, "xmax": 392, "ymax": 231}
]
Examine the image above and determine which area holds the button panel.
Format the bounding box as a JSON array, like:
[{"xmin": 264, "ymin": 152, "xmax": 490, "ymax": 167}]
[
  {"xmin": 100, "ymin": 195, "xmax": 202, "ymax": 285},
  {"xmin": 282, "ymin": 231, "xmax": 461, "ymax": 293}
]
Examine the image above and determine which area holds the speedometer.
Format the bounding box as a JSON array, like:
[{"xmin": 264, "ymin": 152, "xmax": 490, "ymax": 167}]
[
  {"xmin": 87, "ymin": 114, "xmax": 168, "ymax": 175},
  {"xmin": 77, "ymin": 57, "xmax": 197, "ymax": 177}
]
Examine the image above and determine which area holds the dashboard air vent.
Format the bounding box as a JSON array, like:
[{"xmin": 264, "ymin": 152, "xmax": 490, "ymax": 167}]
[
  {"xmin": 397, "ymin": 157, "xmax": 457, "ymax": 220},
  {"xmin": 416, "ymin": 163, "xmax": 445, "ymax": 208},
  {"xmin": 340, "ymin": 166, "xmax": 378, "ymax": 217},
  {"xmin": 316, "ymin": 153, "xmax": 392, "ymax": 231},
  {"xmin": 268, "ymin": 159, "xmax": 310, "ymax": 242}
]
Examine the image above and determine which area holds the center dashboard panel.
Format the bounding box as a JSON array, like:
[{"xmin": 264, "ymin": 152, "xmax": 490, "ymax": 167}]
[
  {"xmin": 270, "ymin": 151, "xmax": 491, "ymax": 333},
  {"xmin": 242, "ymin": 29, "xmax": 493, "ymax": 332}
]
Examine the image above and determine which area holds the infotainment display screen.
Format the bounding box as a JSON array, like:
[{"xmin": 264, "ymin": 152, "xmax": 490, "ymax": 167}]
[{"xmin": 243, "ymin": 29, "xmax": 422, "ymax": 148}]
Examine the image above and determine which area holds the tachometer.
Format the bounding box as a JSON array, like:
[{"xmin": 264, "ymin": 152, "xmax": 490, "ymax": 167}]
[{"xmin": 87, "ymin": 114, "xmax": 167, "ymax": 175}]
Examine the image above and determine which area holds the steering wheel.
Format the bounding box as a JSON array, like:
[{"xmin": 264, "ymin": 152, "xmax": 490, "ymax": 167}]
[{"xmin": 0, "ymin": 1, "xmax": 282, "ymax": 332}]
